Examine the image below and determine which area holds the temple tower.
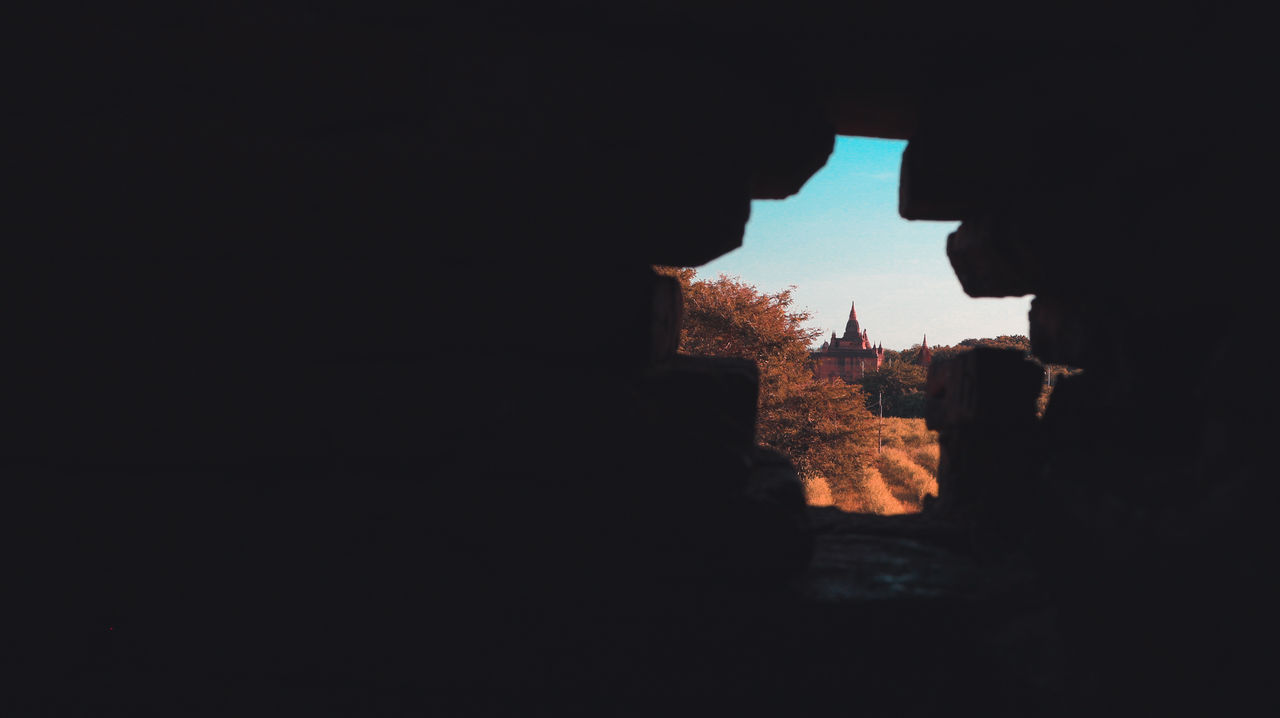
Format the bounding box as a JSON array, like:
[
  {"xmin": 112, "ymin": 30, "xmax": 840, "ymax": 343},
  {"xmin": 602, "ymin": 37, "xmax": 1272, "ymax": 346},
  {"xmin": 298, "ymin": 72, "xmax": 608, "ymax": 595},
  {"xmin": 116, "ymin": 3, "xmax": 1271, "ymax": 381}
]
[
  {"xmin": 915, "ymin": 335, "xmax": 933, "ymax": 366},
  {"xmin": 812, "ymin": 300, "xmax": 886, "ymax": 382}
]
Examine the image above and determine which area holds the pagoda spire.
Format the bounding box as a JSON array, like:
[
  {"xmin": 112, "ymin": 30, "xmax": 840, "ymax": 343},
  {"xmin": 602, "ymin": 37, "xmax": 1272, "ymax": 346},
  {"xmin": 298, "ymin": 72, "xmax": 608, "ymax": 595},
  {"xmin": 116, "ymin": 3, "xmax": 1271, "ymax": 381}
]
[
  {"xmin": 917, "ymin": 334, "xmax": 933, "ymax": 366},
  {"xmin": 842, "ymin": 300, "xmax": 863, "ymax": 341}
]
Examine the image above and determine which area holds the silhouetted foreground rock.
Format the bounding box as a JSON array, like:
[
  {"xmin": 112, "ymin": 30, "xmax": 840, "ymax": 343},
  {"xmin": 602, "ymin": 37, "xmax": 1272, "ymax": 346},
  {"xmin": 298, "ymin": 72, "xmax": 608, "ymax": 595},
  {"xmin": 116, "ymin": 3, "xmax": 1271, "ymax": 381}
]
[{"xmin": 8, "ymin": 2, "xmax": 1278, "ymax": 715}]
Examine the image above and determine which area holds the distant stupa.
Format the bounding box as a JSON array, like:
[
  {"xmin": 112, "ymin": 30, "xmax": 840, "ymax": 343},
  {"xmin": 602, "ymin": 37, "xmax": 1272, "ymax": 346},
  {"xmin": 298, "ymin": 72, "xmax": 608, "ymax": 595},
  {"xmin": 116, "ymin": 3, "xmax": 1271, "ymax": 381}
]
[{"xmin": 915, "ymin": 335, "xmax": 933, "ymax": 366}]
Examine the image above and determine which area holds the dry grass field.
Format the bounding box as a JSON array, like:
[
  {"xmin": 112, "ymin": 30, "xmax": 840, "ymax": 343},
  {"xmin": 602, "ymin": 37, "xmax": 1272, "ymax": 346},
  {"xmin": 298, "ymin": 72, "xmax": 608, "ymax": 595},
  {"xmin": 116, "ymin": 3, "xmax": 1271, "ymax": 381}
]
[{"xmin": 803, "ymin": 417, "xmax": 939, "ymax": 514}]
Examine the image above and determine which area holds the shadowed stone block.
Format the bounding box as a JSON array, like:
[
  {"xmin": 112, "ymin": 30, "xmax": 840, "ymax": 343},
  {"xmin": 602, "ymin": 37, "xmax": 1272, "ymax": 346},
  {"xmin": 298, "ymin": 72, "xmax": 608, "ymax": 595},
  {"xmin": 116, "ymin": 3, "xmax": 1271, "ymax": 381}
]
[
  {"xmin": 748, "ymin": 108, "xmax": 836, "ymax": 200},
  {"xmin": 897, "ymin": 88, "xmax": 1028, "ymax": 221},
  {"xmin": 925, "ymin": 347, "xmax": 1043, "ymax": 432},
  {"xmin": 1028, "ymin": 296, "xmax": 1119, "ymax": 370},
  {"xmin": 946, "ymin": 217, "xmax": 1035, "ymax": 298},
  {"xmin": 651, "ymin": 273, "xmax": 684, "ymax": 364},
  {"xmin": 639, "ymin": 356, "xmax": 759, "ymax": 460},
  {"xmin": 925, "ymin": 348, "xmax": 1044, "ymax": 519}
]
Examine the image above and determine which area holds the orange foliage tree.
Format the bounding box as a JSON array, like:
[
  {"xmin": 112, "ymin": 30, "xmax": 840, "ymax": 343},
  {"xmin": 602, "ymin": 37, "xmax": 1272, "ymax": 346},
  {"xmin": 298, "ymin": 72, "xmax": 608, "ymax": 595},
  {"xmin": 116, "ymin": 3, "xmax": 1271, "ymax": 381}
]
[{"xmin": 657, "ymin": 268, "xmax": 877, "ymax": 506}]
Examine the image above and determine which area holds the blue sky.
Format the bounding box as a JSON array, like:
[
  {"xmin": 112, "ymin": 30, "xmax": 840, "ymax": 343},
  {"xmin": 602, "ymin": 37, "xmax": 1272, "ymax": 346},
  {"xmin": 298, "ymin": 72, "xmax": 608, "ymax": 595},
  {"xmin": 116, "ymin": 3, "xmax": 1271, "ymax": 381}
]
[{"xmin": 697, "ymin": 136, "xmax": 1032, "ymax": 350}]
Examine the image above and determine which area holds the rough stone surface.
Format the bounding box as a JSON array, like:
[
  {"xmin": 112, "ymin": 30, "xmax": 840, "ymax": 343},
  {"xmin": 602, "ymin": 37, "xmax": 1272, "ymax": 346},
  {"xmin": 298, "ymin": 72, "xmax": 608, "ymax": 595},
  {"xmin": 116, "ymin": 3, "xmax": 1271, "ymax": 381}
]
[{"xmin": 8, "ymin": 2, "xmax": 1278, "ymax": 716}]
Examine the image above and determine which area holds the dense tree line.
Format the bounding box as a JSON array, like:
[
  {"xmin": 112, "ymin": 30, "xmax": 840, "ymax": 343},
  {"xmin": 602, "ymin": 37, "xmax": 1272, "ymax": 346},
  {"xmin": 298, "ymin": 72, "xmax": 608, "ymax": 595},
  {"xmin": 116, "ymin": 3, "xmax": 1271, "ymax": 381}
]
[
  {"xmin": 857, "ymin": 360, "xmax": 928, "ymax": 418},
  {"xmin": 859, "ymin": 335, "xmax": 1074, "ymax": 418},
  {"xmin": 657, "ymin": 268, "xmax": 878, "ymax": 505}
]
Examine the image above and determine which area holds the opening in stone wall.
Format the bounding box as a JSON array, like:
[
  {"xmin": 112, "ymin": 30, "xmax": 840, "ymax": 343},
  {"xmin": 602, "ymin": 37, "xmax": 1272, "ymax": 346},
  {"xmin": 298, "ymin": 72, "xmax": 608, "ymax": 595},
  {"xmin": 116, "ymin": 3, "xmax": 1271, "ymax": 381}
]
[{"xmin": 668, "ymin": 136, "xmax": 1054, "ymax": 515}]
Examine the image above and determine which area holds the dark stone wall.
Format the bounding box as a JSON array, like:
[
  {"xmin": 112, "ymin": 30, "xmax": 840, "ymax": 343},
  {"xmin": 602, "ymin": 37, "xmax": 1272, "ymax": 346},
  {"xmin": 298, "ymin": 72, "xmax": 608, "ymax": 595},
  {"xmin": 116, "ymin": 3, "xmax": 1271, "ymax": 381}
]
[{"xmin": 9, "ymin": 2, "xmax": 1277, "ymax": 714}]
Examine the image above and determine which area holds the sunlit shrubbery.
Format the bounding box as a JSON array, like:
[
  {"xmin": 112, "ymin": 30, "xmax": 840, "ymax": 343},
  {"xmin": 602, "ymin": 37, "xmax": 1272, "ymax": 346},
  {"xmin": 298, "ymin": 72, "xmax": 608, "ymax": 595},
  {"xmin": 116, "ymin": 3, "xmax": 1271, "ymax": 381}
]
[
  {"xmin": 806, "ymin": 417, "xmax": 939, "ymax": 514},
  {"xmin": 802, "ymin": 474, "xmax": 834, "ymax": 507},
  {"xmin": 811, "ymin": 465, "xmax": 908, "ymax": 514},
  {"xmin": 845, "ymin": 466, "xmax": 911, "ymax": 514},
  {"xmin": 877, "ymin": 447, "xmax": 938, "ymax": 508},
  {"xmin": 907, "ymin": 443, "xmax": 939, "ymax": 477},
  {"xmin": 658, "ymin": 267, "xmax": 879, "ymax": 501},
  {"xmin": 877, "ymin": 416, "xmax": 938, "ymax": 451}
]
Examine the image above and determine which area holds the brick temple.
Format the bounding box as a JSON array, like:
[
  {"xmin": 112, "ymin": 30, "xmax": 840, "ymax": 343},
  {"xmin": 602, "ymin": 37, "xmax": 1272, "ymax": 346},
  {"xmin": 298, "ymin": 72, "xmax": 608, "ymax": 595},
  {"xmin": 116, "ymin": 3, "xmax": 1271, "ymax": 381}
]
[
  {"xmin": 812, "ymin": 301, "xmax": 886, "ymax": 381},
  {"xmin": 813, "ymin": 301, "xmax": 932, "ymax": 382}
]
